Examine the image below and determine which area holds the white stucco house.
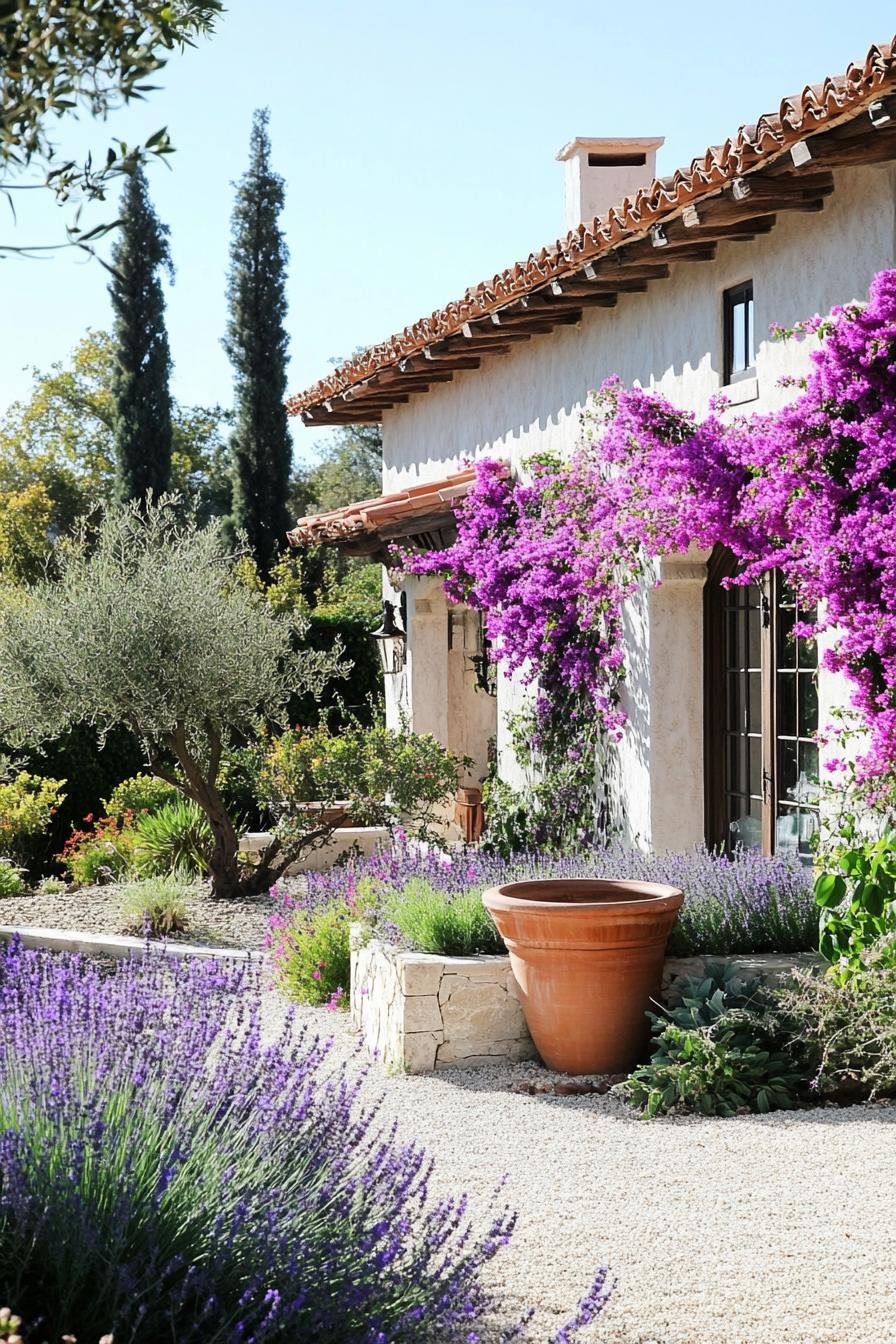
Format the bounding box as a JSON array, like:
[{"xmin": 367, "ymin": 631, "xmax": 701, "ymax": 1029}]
[{"xmin": 288, "ymin": 35, "xmax": 896, "ymax": 860}]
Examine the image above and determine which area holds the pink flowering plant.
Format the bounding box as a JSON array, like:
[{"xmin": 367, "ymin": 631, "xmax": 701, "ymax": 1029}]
[{"xmin": 406, "ymin": 269, "xmax": 896, "ymax": 795}]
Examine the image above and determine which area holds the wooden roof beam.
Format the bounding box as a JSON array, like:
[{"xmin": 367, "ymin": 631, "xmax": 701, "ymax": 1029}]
[{"xmin": 398, "ymin": 352, "xmax": 482, "ymax": 373}]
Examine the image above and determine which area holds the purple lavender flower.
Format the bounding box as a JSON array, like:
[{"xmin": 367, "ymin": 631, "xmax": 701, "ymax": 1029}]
[{"xmin": 0, "ymin": 938, "xmax": 563, "ymax": 1343}]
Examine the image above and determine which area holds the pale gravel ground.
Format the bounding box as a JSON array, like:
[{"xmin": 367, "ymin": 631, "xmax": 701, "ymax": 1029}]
[{"xmin": 270, "ymin": 996, "xmax": 896, "ymax": 1344}]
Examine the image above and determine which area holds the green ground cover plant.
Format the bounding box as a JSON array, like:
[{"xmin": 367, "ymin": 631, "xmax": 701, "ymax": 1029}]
[
  {"xmin": 383, "ymin": 879, "xmax": 504, "ymax": 957},
  {"xmin": 618, "ymin": 963, "xmax": 803, "ymax": 1117}
]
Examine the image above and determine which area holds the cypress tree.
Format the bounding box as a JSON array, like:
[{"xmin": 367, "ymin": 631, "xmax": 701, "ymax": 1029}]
[
  {"xmin": 224, "ymin": 107, "xmax": 292, "ymax": 579},
  {"xmin": 108, "ymin": 166, "xmax": 174, "ymax": 504}
]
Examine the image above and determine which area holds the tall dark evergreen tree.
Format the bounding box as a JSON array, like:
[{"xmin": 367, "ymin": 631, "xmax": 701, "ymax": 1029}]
[
  {"xmin": 108, "ymin": 166, "xmax": 174, "ymax": 505},
  {"xmin": 224, "ymin": 108, "xmax": 292, "ymax": 578}
]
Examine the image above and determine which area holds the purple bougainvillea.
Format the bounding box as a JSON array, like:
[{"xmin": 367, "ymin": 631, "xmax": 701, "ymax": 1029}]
[{"xmin": 406, "ymin": 270, "xmax": 896, "ymax": 782}]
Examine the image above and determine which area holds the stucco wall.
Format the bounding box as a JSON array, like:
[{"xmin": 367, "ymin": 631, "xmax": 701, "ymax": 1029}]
[{"xmin": 381, "ymin": 161, "xmax": 896, "ymax": 848}]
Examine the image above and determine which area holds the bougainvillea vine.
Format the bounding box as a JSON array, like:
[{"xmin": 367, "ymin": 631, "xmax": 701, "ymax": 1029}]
[{"xmin": 406, "ymin": 268, "xmax": 896, "ymax": 785}]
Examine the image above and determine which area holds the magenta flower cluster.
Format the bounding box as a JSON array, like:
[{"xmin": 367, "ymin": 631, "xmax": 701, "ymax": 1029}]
[{"xmin": 407, "ymin": 269, "xmax": 896, "ymax": 781}]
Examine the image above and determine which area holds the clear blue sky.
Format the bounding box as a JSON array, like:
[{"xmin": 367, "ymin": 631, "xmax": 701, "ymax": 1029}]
[{"xmin": 1, "ymin": 1, "xmax": 893, "ymax": 464}]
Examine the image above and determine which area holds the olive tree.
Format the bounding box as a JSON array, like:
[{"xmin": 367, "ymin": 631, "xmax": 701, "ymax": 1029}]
[{"xmin": 0, "ymin": 499, "xmax": 344, "ymax": 897}]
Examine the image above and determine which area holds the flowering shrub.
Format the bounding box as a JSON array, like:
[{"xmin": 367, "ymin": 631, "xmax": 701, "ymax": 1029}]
[
  {"xmin": 0, "ymin": 771, "xmax": 66, "ymax": 868},
  {"xmin": 271, "ymin": 897, "xmax": 352, "ymax": 1006},
  {"xmin": 407, "ymin": 270, "xmax": 896, "ymax": 786},
  {"xmin": 0, "ymin": 940, "xmax": 606, "ymax": 1341},
  {"xmin": 277, "ymin": 839, "xmax": 816, "ymax": 962},
  {"xmin": 58, "ymin": 813, "xmax": 136, "ymax": 885}
]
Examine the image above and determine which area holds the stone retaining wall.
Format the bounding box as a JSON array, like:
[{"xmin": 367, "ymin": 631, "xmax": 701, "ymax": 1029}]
[
  {"xmin": 350, "ymin": 931, "xmax": 821, "ymax": 1074},
  {"xmin": 350, "ymin": 930, "xmax": 537, "ymax": 1072}
]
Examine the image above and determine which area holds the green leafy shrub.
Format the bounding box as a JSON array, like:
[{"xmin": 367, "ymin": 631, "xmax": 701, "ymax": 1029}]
[
  {"xmin": 815, "ymin": 829, "xmax": 896, "ymax": 981},
  {"xmin": 59, "ymin": 815, "xmax": 136, "ymax": 885},
  {"xmin": 272, "ymin": 904, "xmax": 351, "ymax": 1007},
  {"xmin": 0, "ymin": 860, "xmax": 26, "ymax": 898},
  {"xmin": 776, "ymin": 947, "xmax": 896, "ymax": 1099},
  {"xmin": 103, "ymin": 773, "xmax": 180, "ymax": 823},
  {"xmin": 385, "ymin": 879, "xmax": 504, "ymax": 957},
  {"xmin": 133, "ymin": 799, "xmax": 213, "ymax": 877},
  {"xmin": 619, "ymin": 963, "xmax": 802, "ymax": 1117},
  {"xmin": 261, "ymin": 723, "xmax": 467, "ymax": 843},
  {"xmin": 120, "ymin": 875, "xmax": 193, "ymax": 938},
  {"xmin": 0, "ymin": 770, "xmax": 66, "ymax": 870}
]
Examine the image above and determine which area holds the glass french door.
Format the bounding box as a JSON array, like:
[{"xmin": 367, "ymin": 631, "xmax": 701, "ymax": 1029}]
[{"xmin": 705, "ymin": 548, "xmax": 819, "ymax": 861}]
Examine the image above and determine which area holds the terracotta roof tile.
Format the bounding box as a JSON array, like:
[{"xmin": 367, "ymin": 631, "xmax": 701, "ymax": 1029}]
[
  {"xmin": 287, "ymin": 465, "xmax": 494, "ymax": 547},
  {"xmin": 286, "ymin": 35, "xmax": 895, "ymax": 419}
]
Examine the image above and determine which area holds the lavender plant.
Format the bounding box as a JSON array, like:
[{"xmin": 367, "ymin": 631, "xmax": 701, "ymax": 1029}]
[
  {"xmin": 279, "ymin": 839, "xmax": 816, "ymax": 961},
  {"xmin": 0, "ymin": 940, "xmax": 574, "ymax": 1343}
]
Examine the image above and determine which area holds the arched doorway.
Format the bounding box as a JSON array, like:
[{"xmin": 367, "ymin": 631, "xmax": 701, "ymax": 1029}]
[{"xmin": 704, "ymin": 545, "xmax": 819, "ymax": 860}]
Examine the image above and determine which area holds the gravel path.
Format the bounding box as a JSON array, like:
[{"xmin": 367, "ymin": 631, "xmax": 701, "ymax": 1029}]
[
  {"xmin": 275, "ymin": 998, "xmax": 896, "ymax": 1344},
  {"xmin": 0, "ymin": 881, "xmax": 281, "ymax": 950}
]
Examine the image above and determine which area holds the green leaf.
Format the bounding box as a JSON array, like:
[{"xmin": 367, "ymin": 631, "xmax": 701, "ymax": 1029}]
[{"xmin": 815, "ymin": 872, "xmax": 846, "ymax": 908}]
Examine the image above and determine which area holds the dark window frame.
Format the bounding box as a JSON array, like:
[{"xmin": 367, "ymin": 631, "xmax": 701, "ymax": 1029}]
[
  {"xmin": 704, "ymin": 545, "xmax": 819, "ymax": 860},
  {"xmin": 723, "ymin": 280, "xmax": 755, "ymax": 385}
]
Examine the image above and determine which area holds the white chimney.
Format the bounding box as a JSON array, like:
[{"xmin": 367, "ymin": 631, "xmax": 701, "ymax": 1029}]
[{"xmin": 556, "ymin": 137, "xmax": 664, "ymax": 232}]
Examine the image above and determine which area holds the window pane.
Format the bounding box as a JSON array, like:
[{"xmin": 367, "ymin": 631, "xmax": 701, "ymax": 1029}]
[
  {"xmin": 778, "ymin": 671, "xmax": 797, "ymax": 738},
  {"xmin": 778, "ymin": 738, "xmax": 798, "ymax": 799},
  {"xmin": 727, "ymin": 736, "xmax": 743, "ymax": 792},
  {"xmin": 798, "ymin": 673, "xmax": 818, "ymax": 738},
  {"xmin": 746, "ymin": 297, "xmax": 755, "ymax": 367},
  {"xmin": 727, "ymin": 671, "xmax": 744, "ymax": 732},
  {"xmin": 748, "ymin": 670, "xmax": 762, "ymax": 734},
  {"xmin": 732, "ymin": 300, "xmax": 746, "ymax": 371},
  {"xmin": 747, "ymin": 597, "xmax": 761, "ymax": 670},
  {"xmin": 799, "ymin": 741, "xmax": 819, "ymax": 787},
  {"xmin": 749, "ymin": 736, "xmax": 763, "ymax": 799},
  {"xmin": 777, "ymin": 604, "xmax": 797, "ymax": 668},
  {"xmin": 730, "ymin": 798, "xmax": 762, "ymax": 851}
]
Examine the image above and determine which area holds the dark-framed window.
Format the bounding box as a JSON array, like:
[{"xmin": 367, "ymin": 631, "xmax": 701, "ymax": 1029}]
[
  {"xmin": 723, "ymin": 280, "xmax": 755, "ymax": 384},
  {"xmin": 704, "ymin": 546, "xmax": 819, "ymax": 862}
]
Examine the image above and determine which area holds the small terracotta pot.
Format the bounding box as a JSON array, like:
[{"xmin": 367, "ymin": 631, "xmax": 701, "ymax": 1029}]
[{"xmin": 482, "ymin": 878, "xmax": 683, "ymax": 1075}]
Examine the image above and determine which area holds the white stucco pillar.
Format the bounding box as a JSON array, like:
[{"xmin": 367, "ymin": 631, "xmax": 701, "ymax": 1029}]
[
  {"xmin": 393, "ymin": 575, "xmax": 449, "ymax": 746},
  {"xmin": 647, "ymin": 552, "xmax": 710, "ymax": 851}
]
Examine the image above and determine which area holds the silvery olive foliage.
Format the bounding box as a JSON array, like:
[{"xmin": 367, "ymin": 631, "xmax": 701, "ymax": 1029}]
[
  {"xmin": 0, "ymin": 498, "xmax": 345, "ymax": 897},
  {"xmin": 0, "ymin": 0, "xmax": 223, "ymax": 252}
]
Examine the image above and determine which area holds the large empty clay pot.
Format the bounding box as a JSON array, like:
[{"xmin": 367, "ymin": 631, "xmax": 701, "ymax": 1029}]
[{"xmin": 482, "ymin": 879, "xmax": 683, "ymax": 1075}]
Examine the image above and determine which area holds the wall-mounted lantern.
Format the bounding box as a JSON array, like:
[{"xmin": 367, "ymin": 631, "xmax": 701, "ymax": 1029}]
[{"xmin": 370, "ymin": 598, "xmax": 406, "ymax": 676}]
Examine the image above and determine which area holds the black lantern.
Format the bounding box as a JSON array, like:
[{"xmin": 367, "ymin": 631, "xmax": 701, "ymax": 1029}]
[{"xmin": 370, "ymin": 598, "xmax": 406, "ymax": 676}]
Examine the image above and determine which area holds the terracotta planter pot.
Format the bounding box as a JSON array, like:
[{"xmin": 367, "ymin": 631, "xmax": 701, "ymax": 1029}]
[
  {"xmin": 482, "ymin": 878, "xmax": 683, "ymax": 1076},
  {"xmin": 270, "ymin": 801, "xmax": 353, "ymax": 828}
]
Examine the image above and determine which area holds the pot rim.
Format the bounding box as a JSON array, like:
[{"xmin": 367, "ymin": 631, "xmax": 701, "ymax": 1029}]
[{"xmin": 482, "ymin": 877, "xmax": 684, "ymax": 916}]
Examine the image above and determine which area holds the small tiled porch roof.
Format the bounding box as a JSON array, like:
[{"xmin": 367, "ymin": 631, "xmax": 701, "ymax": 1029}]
[
  {"xmin": 287, "ymin": 35, "xmax": 896, "ymax": 426},
  {"xmin": 287, "ymin": 464, "xmax": 506, "ymax": 556}
]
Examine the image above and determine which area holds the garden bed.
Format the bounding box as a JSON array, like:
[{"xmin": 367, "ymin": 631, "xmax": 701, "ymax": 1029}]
[{"xmin": 351, "ymin": 931, "xmax": 822, "ymax": 1074}]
